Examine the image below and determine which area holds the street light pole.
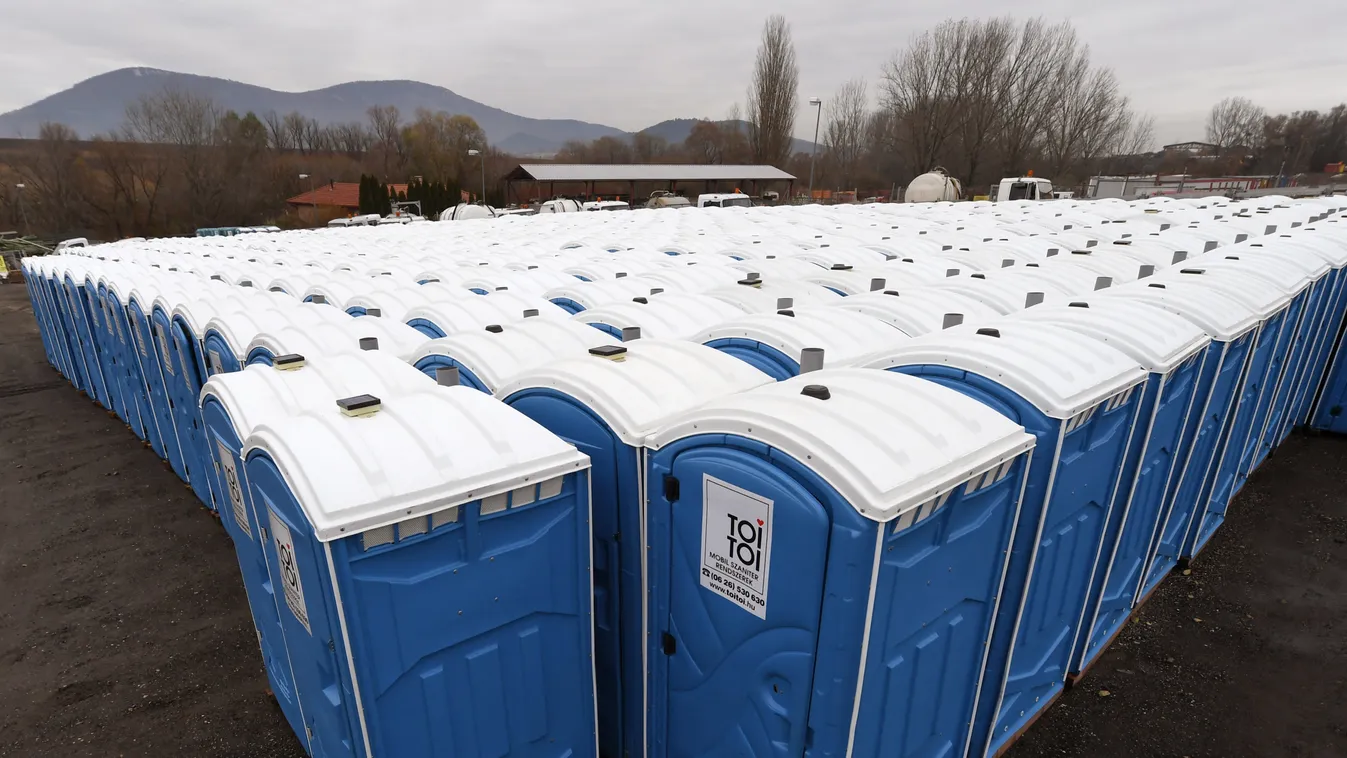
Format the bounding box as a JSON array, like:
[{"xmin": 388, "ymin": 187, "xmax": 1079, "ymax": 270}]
[
  {"xmin": 15, "ymin": 183, "xmax": 28, "ymax": 236},
  {"xmin": 807, "ymin": 97, "xmax": 822, "ymax": 203},
  {"xmin": 468, "ymin": 149, "xmax": 486, "ymax": 205},
  {"xmin": 298, "ymin": 173, "xmax": 314, "ymax": 225}
]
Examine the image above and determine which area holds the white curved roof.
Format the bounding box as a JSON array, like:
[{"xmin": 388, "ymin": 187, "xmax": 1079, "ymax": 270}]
[
  {"xmin": 248, "ymin": 318, "xmax": 427, "ymax": 362},
  {"xmin": 831, "ymin": 289, "xmax": 1001, "ymax": 336},
  {"xmin": 647, "ymin": 368, "xmax": 1036, "ymax": 522},
  {"xmin": 697, "ymin": 307, "xmax": 912, "ymax": 366},
  {"xmin": 545, "ymin": 277, "xmax": 662, "ymax": 310},
  {"xmin": 705, "ymin": 279, "xmax": 844, "ymax": 313},
  {"xmin": 1101, "ymin": 280, "xmax": 1260, "ymax": 342},
  {"xmin": 857, "ymin": 321, "xmax": 1147, "ymax": 418},
  {"xmin": 411, "ymin": 318, "xmax": 619, "ymax": 392},
  {"xmin": 244, "ymin": 387, "xmax": 589, "ymax": 540},
  {"xmin": 496, "ymin": 339, "xmax": 774, "ymax": 445},
  {"xmin": 1191, "ymin": 253, "xmax": 1315, "ymax": 293},
  {"xmin": 1014, "ymin": 299, "xmax": 1210, "ymax": 372},
  {"xmin": 204, "ymin": 308, "xmax": 314, "ymax": 358},
  {"xmin": 201, "ymin": 351, "xmax": 434, "ymax": 438},
  {"xmin": 1155, "ymin": 265, "xmax": 1293, "ymax": 317},
  {"xmin": 404, "ymin": 294, "xmax": 565, "ymax": 335},
  {"xmin": 575, "ymin": 294, "xmax": 747, "ymax": 340},
  {"xmin": 926, "ymin": 277, "xmax": 1064, "ymax": 314}
]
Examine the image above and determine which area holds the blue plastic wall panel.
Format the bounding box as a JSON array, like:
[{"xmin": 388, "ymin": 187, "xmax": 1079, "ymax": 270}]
[
  {"xmin": 85, "ymin": 285, "xmax": 130, "ymax": 422},
  {"xmin": 170, "ymin": 314, "xmax": 223, "ymax": 511},
  {"xmin": 200, "ymin": 398, "xmax": 308, "ymax": 744},
  {"xmin": 1286, "ymin": 271, "xmax": 1344, "ymax": 432},
  {"xmin": 645, "ymin": 435, "xmax": 878, "ymax": 758},
  {"xmin": 130, "ymin": 302, "xmax": 189, "ymax": 480},
  {"xmin": 550, "ymin": 297, "xmax": 586, "ymax": 314},
  {"xmin": 703, "ymin": 338, "xmax": 800, "ymax": 381},
  {"xmin": 202, "ymin": 332, "xmax": 244, "ymax": 376},
  {"xmin": 1310, "ymin": 270, "xmax": 1347, "ymax": 432},
  {"xmin": 851, "ymin": 452, "xmax": 1031, "ymax": 758},
  {"xmin": 65, "ymin": 278, "xmax": 112, "ymax": 408},
  {"xmin": 406, "ymin": 319, "xmax": 447, "ymax": 339},
  {"xmin": 504, "ymin": 390, "xmax": 642, "ymax": 758},
  {"xmin": 97, "ymin": 288, "xmax": 147, "ymax": 439},
  {"xmin": 151, "ymin": 307, "xmax": 209, "ymax": 500},
  {"xmin": 49, "ymin": 278, "xmax": 91, "ymax": 392},
  {"xmin": 1234, "ymin": 299, "xmax": 1302, "ymax": 488},
  {"xmin": 1186, "ymin": 318, "xmax": 1282, "ymax": 559},
  {"xmin": 246, "ymin": 348, "xmax": 278, "ymax": 367},
  {"xmin": 1075, "ymin": 349, "xmax": 1204, "ymax": 674},
  {"xmin": 1260, "ymin": 280, "xmax": 1328, "ymax": 452},
  {"xmin": 412, "ymin": 355, "xmax": 492, "ymax": 393}
]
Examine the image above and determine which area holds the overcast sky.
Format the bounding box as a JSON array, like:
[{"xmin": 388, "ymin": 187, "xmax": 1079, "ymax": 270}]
[{"xmin": 3, "ymin": 0, "xmax": 1344, "ymax": 146}]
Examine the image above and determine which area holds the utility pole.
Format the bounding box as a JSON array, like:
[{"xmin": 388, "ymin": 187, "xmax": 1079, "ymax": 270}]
[
  {"xmin": 15, "ymin": 184, "xmax": 28, "ymax": 236},
  {"xmin": 468, "ymin": 149, "xmax": 486, "ymax": 205},
  {"xmin": 807, "ymin": 97, "xmax": 822, "ymax": 203}
]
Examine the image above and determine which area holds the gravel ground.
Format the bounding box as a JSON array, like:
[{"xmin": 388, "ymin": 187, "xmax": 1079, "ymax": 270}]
[{"xmin": 1, "ymin": 282, "xmax": 1344, "ymax": 758}]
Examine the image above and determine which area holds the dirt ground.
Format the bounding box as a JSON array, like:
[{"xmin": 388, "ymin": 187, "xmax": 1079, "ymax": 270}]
[{"xmin": 1, "ymin": 281, "xmax": 1345, "ymax": 758}]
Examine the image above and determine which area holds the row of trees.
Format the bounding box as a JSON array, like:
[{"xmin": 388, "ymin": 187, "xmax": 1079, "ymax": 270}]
[
  {"xmin": 1205, "ymin": 97, "xmax": 1347, "ymax": 177},
  {"xmin": 0, "ymin": 93, "xmax": 500, "ymax": 239}
]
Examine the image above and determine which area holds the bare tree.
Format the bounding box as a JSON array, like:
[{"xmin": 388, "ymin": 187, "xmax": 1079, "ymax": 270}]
[
  {"xmin": 1206, "ymin": 96, "xmax": 1266, "ymax": 150},
  {"xmin": 263, "ymin": 110, "xmax": 292, "ymax": 150},
  {"xmin": 746, "ymin": 15, "xmax": 799, "ymax": 167},
  {"xmin": 994, "ymin": 19, "xmax": 1076, "ymax": 176},
  {"xmin": 366, "ymin": 105, "xmax": 405, "ymax": 175},
  {"xmin": 633, "ymin": 132, "xmax": 669, "ymax": 162},
  {"xmin": 824, "ymin": 79, "xmax": 870, "ymax": 188},
  {"xmin": 685, "ymin": 120, "xmax": 727, "ymax": 164},
  {"xmin": 879, "ymin": 19, "xmax": 977, "ymax": 178},
  {"xmin": 10, "ymin": 123, "xmax": 88, "ymax": 235}
]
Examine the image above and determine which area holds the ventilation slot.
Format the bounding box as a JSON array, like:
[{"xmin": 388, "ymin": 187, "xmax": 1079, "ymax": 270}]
[
  {"xmin": 397, "ymin": 516, "xmax": 428, "ymax": 540},
  {"xmin": 511, "ymin": 485, "xmax": 537, "ymax": 508},
  {"xmin": 431, "ymin": 506, "xmax": 461, "ymax": 529},
  {"xmin": 891, "ymin": 489, "xmax": 954, "ymax": 534},
  {"xmin": 361, "ymin": 524, "xmax": 396, "ymax": 551},
  {"xmin": 1064, "ymin": 403, "xmax": 1100, "ymax": 433},
  {"xmin": 481, "ymin": 493, "xmax": 509, "ymax": 516},
  {"xmin": 539, "ymin": 477, "xmax": 564, "ymax": 500}
]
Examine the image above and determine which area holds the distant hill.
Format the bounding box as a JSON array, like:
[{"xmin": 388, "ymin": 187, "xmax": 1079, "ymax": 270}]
[
  {"xmin": 640, "ymin": 118, "xmax": 817, "ymax": 154},
  {"xmin": 0, "ymin": 68, "xmax": 628, "ymax": 154}
]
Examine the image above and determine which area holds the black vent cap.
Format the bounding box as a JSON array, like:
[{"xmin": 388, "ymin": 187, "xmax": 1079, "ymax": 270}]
[
  {"xmin": 274, "ymin": 353, "xmax": 305, "ymax": 368},
  {"xmin": 336, "ymin": 394, "xmax": 381, "ymax": 413},
  {"xmin": 589, "ymin": 345, "xmax": 627, "ymax": 358},
  {"xmin": 801, "ymin": 384, "xmax": 831, "ymax": 400}
]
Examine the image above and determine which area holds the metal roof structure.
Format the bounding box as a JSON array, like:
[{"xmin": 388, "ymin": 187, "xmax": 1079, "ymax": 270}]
[{"xmin": 504, "ymin": 164, "xmax": 796, "ymax": 183}]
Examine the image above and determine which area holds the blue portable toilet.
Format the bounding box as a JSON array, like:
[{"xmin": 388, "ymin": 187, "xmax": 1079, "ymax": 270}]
[
  {"xmin": 103, "ymin": 270, "xmax": 166, "ymax": 452},
  {"xmin": 200, "ymin": 351, "xmax": 434, "ymax": 747},
  {"xmin": 1100, "ymin": 280, "xmax": 1260, "ymax": 602},
  {"xmin": 19, "ymin": 258, "xmax": 58, "ymax": 372},
  {"xmin": 497, "ymin": 340, "xmax": 775, "ymax": 758},
  {"xmin": 60, "ymin": 262, "xmax": 116, "ymax": 410},
  {"xmin": 576, "ymin": 293, "xmax": 747, "ymax": 341},
  {"xmin": 25, "ymin": 258, "xmax": 73, "ymax": 380},
  {"xmin": 831, "ymin": 287, "xmax": 1003, "ymax": 336},
  {"xmin": 411, "ymin": 318, "xmax": 618, "ymax": 393},
  {"xmin": 203, "ymin": 304, "xmax": 353, "ymax": 375},
  {"xmin": 92, "ymin": 269, "xmax": 152, "ymax": 438},
  {"xmin": 1155, "ymin": 266, "xmax": 1292, "ymax": 560},
  {"xmin": 859, "ymin": 323, "xmax": 1147, "ymax": 758},
  {"xmin": 127, "ymin": 278, "xmax": 193, "ymax": 481},
  {"xmin": 641, "ymin": 368, "xmax": 1036, "ymax": 758},
  {"xmin": 1014, "ymin": 299, "xmax": 1210, "ymax": 676},
  {"xmin": 241, "ymin": 387, "xmax": 595, "ymax": 758},
  {"xmin": 698, "ymin": 307, "xmax": 911, "ymax": 380}
]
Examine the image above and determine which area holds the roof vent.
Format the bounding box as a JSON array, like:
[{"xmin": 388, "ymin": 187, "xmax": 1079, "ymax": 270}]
[
  {"xmin": 650, "ymin": 288, "xmax": 664, "ymax": 295},
  {"xmin": 1001, "ymin": 259, "xmax": 1015, "ymax": 268},
  {"xmin": 359, "ymin": 337, "xmax": 379, "ymax": 351},
  {"xmin": 777, "ymin": 309, "xmax": 795, "ymax": 317},
  {"xmin": 776, "ymin": 297, "xmax": 794, "ymax": 310},
  {"xmin": 1069, "ymin": 301, "xmax": 1090, "ymax": 308},
  {"xmin": 800, "ymin": 384, "xmax": 831, "ymax": 400},
  {"xmin": 366, "ymin": 308, "xmax": 382, "ymax": 318},
  {"xmin": 1139, "ymin": 264, "xmax": 1156, "ymax": 278},
  {"xmin": 1047, "ymin": 248, "xmax": 1060, "ymax": 257},
  {"xmin": 311, "ymin": 294, "xmax": 327, "ymax": 304},
  {"xmin": 632, "ymin": 297, "xmax": 649, "ymax": 304},
  {"xmin": 485, "ymin": 324, "xmax": 504, "ymax": 333},
  {"xmin": 942, "ymin": 313, "xmax": 964, "ymax": 329},
  {"xmin": 337, "ymin": 394, "xmax": 381, "ymax": 417},
  {"xmin": 799, "ymin": 347, "xmax": 825, "ymax": 374},
  {"xmin": 589, "ymin": 345, "xmax": 627, "ymax": 361},
  {"xmin": 436, "ymin": 367, "xmax": 460, "ymax": 387},
  {"xmin": 976, "ymin": 327, "xmax": 1001, "ymax": 338},
  {"xmin": 621, "ymin": 326, "xmax": 642, "ymax": 342},
  {"xmin": 273, "ymin": 353, "xmax": 305, "ymax": 371},
  {"xmin": 1094, "ymin": 276, "xmax": 1113, "ymax": 291},
  {"xmin": 738, "ymin": 277, "xmax": 763, "ymax": 288},
  {"xmin": 1025, "ymin": 292, "xmax": 1045, "ymax": 308},
  {"xmin": 946, "ymin": 269, "xmax": 960, "ymax": 278},
  {"xmin": 1204, "ymin": 241, "xmax": 1219, "ymax": 253},
  {"xmin": 870, "ymin": 278, "xmax": 886, "ymax": 292},
  {"xmin": 616, "ymin": 272, "xmax": 628, "ymax": 278},
  {"xmin": 831, "ymin": 263, "xmax": 853, "ymax": 271},
  {"xmin": 523, "ymin": 308, "xmax": 539, "ymax": 318}
]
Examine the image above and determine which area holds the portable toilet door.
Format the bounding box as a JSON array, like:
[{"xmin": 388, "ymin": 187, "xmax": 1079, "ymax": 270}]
[
  {"xmin": 106, "ymin": 273, "xmax": 165, "ymax": 453},
  {"xmin": 200, "ymin": 351, "xmax": 434, "ymax": 749},
  {"xmin": 152, "ymin": 289, "xmax": 220, "ymax": 507},
  {"xmin": 859, "ymin": 323, "xmax": 1148, "ymax": 758},
  {"xmin": 242, "ymin": 388, "xmax": 595, "ymax": 758},
  {"xmin": 497, "ymin": 340, "xmax": 775, "ymax": 758},
  {"xmin": 1159, "ymin": 267, "xmax": 1292, "ymax": 560},
  {"xmin": 128, "ymin": 282, "xmax": 191, "ymax": 482},
  {"xmin": 411, "ymin": 318, "xmax": 619, "ymax": 393},
  {"xmin": 97, "ymin": 274, "xmax": 151, "ymax": 437},
  {"xmin": 1100, "ymin": 280, "xmax": 1260, "ymax": 603},
  {"xmin": 698, "ymin": 307, "xmax": 911, "ymax": 380},
  {"xmin": 62, "ymin": 267, "xmax": 115, "ymax": 409},
  {"xmin": 1014, "ymin": 299, "xmax": 1210, "ymax": 677},
  {"xmin": 85, "ymin": 270, "xmax": 134, "ymax": 424},
  {"xmin": 641, "ymin": 369, "xmax": 1036, "ymax": 758},
  {"xmin": 829, "ymin": 287, "xmax": 1001, "ymax": 336}
]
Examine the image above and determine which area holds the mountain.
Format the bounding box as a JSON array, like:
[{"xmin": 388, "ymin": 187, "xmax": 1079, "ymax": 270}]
[
  {"xmin": 640, "ymin": 118, "xmax": 818, "ymax": 155},
  {"xmin": 0, "ymin": 68, "xmax": 628, "ymax": 153}
]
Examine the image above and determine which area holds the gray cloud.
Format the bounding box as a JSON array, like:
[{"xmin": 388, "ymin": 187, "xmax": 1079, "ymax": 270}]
[{"xmin": 2, "ymin": 0, "xmax": 1343, "ymax": 146}]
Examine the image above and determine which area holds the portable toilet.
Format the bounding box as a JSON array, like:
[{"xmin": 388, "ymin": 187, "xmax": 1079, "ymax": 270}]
[
  {"xmin": 830, "ymin": 287, "xmax": 1001, "ymax": 336},
  {"xmin": 245, "ymin": 318, "xmax": 423, "ymax": 366},
  {"xmin": 698, "ymin": 307, "xmax": 911, "ymax": 380},
  {"xmin": 1100, "ymin": 280, "xmax": 1260, "ymax": 602},
  {"xmin": 60, "ymin": 262, "xmax": 115, "ymax": 410},
  {"xmin": 577, "ymin": 293, "xmax": 747, "ymax": 341},
  {"xmin": 200, "ymin": 351, "xmax": 434, "ymax": 746},
  {"xmin": 641, "ymin": 369, "xmax": 1036, "ymax": 758},
  {"xmin": 128, "ymin": 278, "xmax": 192, "ymax": 482},
  {"xmin": 859, "ymin": 323, "xmax": 1147, "ymax": 758},
  {"xmin": 1155, "ymin": 266, "xmax": 1292, "ymax": 560},
  {"xmin": 1014, "ymin": 299, "xmax": 1210, "ymax": 676},
  {"xmin": 411, "ymin": 318, "xmax": 619, "ymax": 392},
  {"xmin": 103, "ymin": 271, "xmax": 165, "ymax": 452},
  {"xmin": 203, "ymin": 308, "xmax": 321, "ymax": 376},
  {"xmin": 497, "ymin": 340, "xmax": 775, "ymax": 758},
  {"xmin": 344, "ymin": 285, "xmax": 438, "ymax": 321},
  {"xmin": 81, "ymin": 267, "xmax": 136, "ymax": 425},
  {"xmin": 241, "ymin": 387, "xmax": 596, "ymax": 758}
]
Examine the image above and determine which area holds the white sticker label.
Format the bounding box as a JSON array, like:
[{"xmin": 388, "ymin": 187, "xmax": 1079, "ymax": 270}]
[
  {"xmin": 699, "ymin": 475, "xmax": 774, "ymax": 620},
  {"xmin": 136, "ymin": 325, "xmax": 148, "ymax": 357},
  {"xmin": 157, "ymin": 325, "xmax": 174, "ymax": 376},
  {"xmin": 269, "ymin": 510, "xmax": 312, "ymax": 635},
  {"xmin": 218, "ymin": 440, "xmax": 250, "ymax": 539},
  {"xmin": 208, "ymin": 349, "xmax": 223, "ymax": 376}
]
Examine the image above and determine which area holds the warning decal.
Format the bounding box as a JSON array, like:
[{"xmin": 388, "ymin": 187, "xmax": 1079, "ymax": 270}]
[
  {"xmin": 208, "ymin": 349, "xmax": 223, "ymax": 376},
  {"xmin": 156, "ymin": 325, "xmax": 174, "ymax": 376},
  {"xmin": 699, "ymin": 475, "xmax": 774, "ymax": 620},
  {"xmin": 268, "ymin": 510, "xmax": 312, "ymax": 635},
  {"xmin": 217, "ymin": 440, "xmax": 250, "ymax": 539}
]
